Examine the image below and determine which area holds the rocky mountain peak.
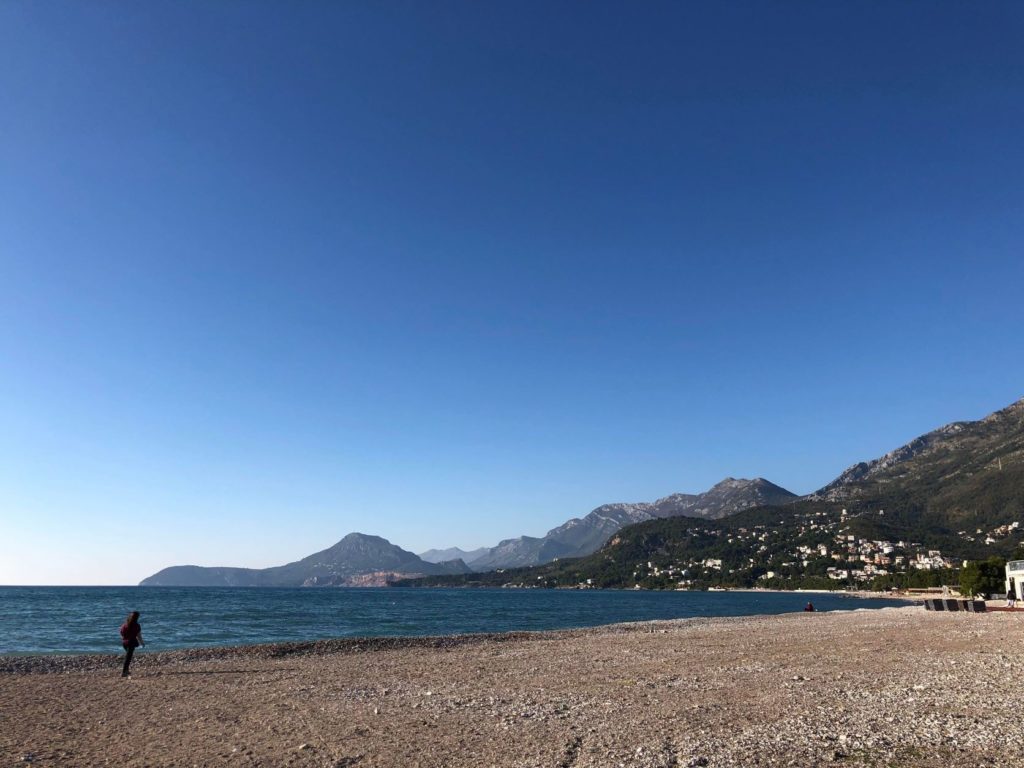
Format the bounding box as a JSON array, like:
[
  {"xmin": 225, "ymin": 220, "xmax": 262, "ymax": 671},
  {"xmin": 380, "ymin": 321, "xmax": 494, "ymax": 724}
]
[
  {"xmin": 813, "ymin": 396, "xmax": 1024, "ymax": 502},
  {"xmin": 338, "ymin": 532, "xmax": 382, "ymax": 544},
  {"xmin": 708, "ymin": 477, "xmax": 759, "ymax": 492},
  {"xmin": 462, "ymin": 477, "xmax": 797, "ymax": 571},
  {"xmin": 983, "ymin": 396, "xmax": 1024, "ymax": 423}
]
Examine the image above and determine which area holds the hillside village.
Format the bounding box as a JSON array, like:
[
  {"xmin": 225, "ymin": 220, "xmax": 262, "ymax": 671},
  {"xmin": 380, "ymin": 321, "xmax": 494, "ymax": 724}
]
[
  {"xmin": 403, "ymin": 398, "xmax": 1024, "ymax": 592},
  {"xmin": 627, "ymin": 507, "xmax": 959, "ymax": 590},
  {"xmin": 424, "ymin": 501, "xmax": 987, "ymax": 592}
]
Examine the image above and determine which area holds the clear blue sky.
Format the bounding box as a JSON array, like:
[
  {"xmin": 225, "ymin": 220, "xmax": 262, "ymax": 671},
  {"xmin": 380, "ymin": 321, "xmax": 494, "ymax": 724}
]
[{"xmin": 2, "ymin": 2, "xmax": 1022, "ymax": 584}]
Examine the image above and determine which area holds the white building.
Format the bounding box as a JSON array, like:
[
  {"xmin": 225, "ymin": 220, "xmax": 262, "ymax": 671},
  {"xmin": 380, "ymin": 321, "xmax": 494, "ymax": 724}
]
[{"xmin": 1006, "ymin": 561, "xmax": 1024, "ymax": 600}]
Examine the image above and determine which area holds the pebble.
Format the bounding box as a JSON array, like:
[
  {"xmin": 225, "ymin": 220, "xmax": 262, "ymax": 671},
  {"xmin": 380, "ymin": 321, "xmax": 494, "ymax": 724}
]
[
  {"xmin": 6, "ymin": 607, "xmax": 1021, "ymax": 767},
  {"xmin": 0, "ymin": 631, "xmax": 544, "ymax": 675}
]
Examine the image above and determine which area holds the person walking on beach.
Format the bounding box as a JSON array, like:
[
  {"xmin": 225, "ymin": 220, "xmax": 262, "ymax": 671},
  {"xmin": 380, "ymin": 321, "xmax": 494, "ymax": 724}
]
[
  {"xmin": 119, "ymin": 611, "xmax": 144, "ymax": 678},
  {"xmin": 1007, "ymin": 584, "xmax": 1016, "ymax": 608}
]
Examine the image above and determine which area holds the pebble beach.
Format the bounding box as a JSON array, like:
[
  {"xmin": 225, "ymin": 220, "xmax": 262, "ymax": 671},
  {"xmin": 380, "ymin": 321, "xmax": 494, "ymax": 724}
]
[{"xmin": 1, "ymin": 605, "xmax": 1020, "ymax": 767}]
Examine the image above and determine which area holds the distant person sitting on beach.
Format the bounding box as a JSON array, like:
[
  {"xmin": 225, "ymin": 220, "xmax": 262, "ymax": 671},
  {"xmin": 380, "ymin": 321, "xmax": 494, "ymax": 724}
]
[
  {"xmin": 119, "ymin": 611, "xmax": 144, "ymax": 678},
  {"xmin": 803, "ymin": 602, "xmax": 815, "ymax": 612}
]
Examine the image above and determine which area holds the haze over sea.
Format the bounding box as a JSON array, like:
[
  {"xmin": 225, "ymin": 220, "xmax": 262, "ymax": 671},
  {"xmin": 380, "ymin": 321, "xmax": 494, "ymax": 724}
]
[{"xmin": 0, "ymin": 587, "xmax": 907, "ymax": 655}]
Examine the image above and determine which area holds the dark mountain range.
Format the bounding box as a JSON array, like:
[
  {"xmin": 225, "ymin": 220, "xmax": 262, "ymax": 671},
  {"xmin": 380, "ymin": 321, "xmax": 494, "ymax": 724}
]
[
  {"xmin": 467, "ymin": 478, "xmax": 797, "ymax": 570},
  {"xmin": 140, "ymin": 533, "xmax": 472, "ymax": 587},
  {"xmin": 403, "ymin": 397, "xmax": 1024, "ymax": 590}
]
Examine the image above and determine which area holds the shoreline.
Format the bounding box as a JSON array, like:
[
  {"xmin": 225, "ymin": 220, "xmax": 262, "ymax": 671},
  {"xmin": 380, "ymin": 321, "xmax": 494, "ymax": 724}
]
[
  {"xmin": 5, "ymin": 606, "xmax": 1023, "ymax": 767},
  {"xmin": 0, "ymin": 629, "xmax": 553, "ymax": 676},
  {"xmin": 0, "ymin": 610, "xmax": 871, "ymax": 674},
  {"xmin": 5, "ymin": 606, "xmax": 1023, "ymax": 766},
  {"xmin": 0, "ymin": 592, "xmax": 912, "ymax": 670}
]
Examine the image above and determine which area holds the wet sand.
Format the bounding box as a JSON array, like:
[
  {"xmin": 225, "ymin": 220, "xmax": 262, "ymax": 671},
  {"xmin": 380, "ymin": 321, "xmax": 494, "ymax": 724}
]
[{"xmin": 1, "ymin": 606, "xmax": 1020, "ymax": 767}]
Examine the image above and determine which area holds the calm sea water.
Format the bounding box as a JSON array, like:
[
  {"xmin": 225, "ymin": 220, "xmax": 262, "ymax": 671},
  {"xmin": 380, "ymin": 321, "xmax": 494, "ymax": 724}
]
[{"xmin": 0, "ymin": 586, "xmax": 909, "ymax": 655}]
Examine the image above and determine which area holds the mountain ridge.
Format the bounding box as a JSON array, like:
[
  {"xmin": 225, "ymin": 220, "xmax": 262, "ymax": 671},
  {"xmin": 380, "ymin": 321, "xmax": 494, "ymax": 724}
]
[
  {"xmin": 140, "ymin": 533, "xmax": 471, "ymax": 587},
  {"xmin": 814, "ymin": 397, "xmax": 1024, "ymax": 503},
  {"xmin": 402, "ymin": 396, "xmax": 1024, "ymax": 590},
  {"xmin": 467, "ymin": 477, "xmax": 797, "ymax": 570},
  {"xmin": 140, "ymin": 479, "xmax": 798, "ymax": 585},
  {"xmin": 142, "ymin": 397, "xmax": 1024, "ymax": 589}
]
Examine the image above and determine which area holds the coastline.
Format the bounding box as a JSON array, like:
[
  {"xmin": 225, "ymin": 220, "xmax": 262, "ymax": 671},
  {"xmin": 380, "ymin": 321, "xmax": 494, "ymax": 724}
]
[
  {"xmin": 4, "ymin": 606, "xmax": 1024, "ymax": 767},
  {"xmin": 0, "ymin": 597, "xmax": 905, "ymax": 674},
  {"xmin": 0, "ymin": 586, "xmax": 908, "ymax": 657},
  {"xmin": 733, "ymin": 586, "xmax": 930, "ymax": 602},
  {"xmin": 0, "ymin": 630, "xmax": 550, "ymax": 676}
]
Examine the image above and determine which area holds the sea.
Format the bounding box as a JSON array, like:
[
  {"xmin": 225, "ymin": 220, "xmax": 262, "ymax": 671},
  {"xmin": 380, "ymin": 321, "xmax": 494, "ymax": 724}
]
[{"xmin": 0, "ymin": 586, "xmax": 910, "ymax": 655}]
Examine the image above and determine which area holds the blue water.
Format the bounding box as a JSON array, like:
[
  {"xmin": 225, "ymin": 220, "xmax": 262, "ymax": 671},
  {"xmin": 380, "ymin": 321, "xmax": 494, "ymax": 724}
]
[{"xmin": 0, "ymin": 587, "xmax": 909, "ymax": 655}]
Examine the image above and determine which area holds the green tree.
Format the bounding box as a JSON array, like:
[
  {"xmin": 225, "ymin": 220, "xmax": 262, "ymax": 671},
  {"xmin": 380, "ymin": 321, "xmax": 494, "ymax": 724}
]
[{"xmin": 959, "ymin": 557, "xmax": 1006, "ymax": 598}]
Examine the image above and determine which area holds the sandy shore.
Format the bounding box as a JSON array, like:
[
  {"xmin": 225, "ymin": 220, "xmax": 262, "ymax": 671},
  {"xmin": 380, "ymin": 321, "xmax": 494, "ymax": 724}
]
[{"xmin": 2, "ymin": 606, "xmax": 1021, "ymax": 767}]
